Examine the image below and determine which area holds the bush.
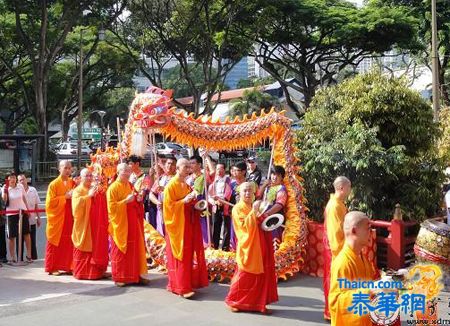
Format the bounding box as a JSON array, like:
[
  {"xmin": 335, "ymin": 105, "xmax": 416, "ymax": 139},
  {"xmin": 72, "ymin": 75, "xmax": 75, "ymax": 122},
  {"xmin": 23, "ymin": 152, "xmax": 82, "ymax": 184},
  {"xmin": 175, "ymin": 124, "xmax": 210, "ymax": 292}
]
[
  {"xmin": 438, "ymin": 108, "xmax": 450, "ymax": 166},
  {"xmin": 297, "ymin": 72, "xmax": 445, "ymax": 222}
]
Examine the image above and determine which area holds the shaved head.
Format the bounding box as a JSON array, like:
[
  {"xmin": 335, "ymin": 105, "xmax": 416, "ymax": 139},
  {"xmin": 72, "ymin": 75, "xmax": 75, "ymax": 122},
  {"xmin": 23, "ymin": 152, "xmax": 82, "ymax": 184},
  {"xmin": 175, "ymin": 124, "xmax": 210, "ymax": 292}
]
[
  {"xmin": 80, "ymin": 168, "xmax": 91, "ymax": 178},
  {"xmin": 176, "ymin": 158, "xmax": 191, "ymax": 179},
  {"xmin": 344, "ymin": 211, "xmax": 368, "ymax": 233},
  {"xmin": 58, "ymin": 159, "xmax": 72, "ymax": 177},
  {"xmin": 240, "ymin": 182, "xmax": 255, "ymax": 203},
  {"xmin": 59, "ymin": 160, "xmax": 71, "ymax": 168},
  {"xmin": 240, "ymin": 182, "xmax": 255, "ymax": 194},
  {"xmin": 333, "ymin": 176, "xmax": 351, "ymax": 191},
  {"xmin": 343, "ymin": 211, "xmax": 371, "ymax": 248},
  {"xmin": 176, "ymin": 158, "xmax": 189, "ymax": 168},
  {"xmin": 117, "ymin": 163, "xmax": 128, "ymax": 173},
  {"xmin": 80, "ymin": 168, "xmax": 93, "ymax": 187},
  {"xmin": 117, "ymin": 162, "xmax": 131, "ymax": 182}
]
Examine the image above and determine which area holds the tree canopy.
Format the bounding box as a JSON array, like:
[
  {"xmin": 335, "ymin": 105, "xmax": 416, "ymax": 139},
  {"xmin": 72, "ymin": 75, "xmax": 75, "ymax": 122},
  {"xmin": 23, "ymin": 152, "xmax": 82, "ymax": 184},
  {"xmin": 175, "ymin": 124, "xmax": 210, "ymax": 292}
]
[
  {"xmin": 248, "ymin": 0, "xmax": 419, "ymax": 116},
  {"xmin": 297, "ymin": 72, "xmax": 444, "ymax": 221}
]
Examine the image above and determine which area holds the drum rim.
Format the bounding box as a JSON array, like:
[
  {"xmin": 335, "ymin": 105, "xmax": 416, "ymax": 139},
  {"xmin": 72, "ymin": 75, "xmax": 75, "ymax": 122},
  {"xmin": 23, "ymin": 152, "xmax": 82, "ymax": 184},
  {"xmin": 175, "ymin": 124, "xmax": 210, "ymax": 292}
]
[
  {"xmin": 261, "ymin": 213, "xmax": 284, "ymax": 232},
  {"xmin": 421, "ymin": 219, "xmax": 450, "ymax": 238}
]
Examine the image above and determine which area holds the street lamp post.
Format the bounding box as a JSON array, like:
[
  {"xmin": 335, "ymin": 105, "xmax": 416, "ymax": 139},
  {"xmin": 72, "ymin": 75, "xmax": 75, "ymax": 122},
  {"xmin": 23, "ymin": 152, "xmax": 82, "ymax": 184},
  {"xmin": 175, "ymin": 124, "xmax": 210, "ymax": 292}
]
[
  {"xmin": 77, "ymin": 28, "xmax": 85, "ymax": 171},
  {"xmin": 77, "ymin": 26, "xmax": 106, "ymax": 170}
]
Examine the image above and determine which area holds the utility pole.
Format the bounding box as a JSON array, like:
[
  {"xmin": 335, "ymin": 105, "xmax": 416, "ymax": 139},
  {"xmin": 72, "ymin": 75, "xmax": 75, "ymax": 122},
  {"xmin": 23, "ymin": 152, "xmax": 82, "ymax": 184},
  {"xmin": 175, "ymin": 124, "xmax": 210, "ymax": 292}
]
[
  {"xmin": 431, "ymin": 0, "xmax": 440, "ymax": 121},
  {"xmin": 77, "ymin": 28, "xmax": 84, "ymax": 170}
]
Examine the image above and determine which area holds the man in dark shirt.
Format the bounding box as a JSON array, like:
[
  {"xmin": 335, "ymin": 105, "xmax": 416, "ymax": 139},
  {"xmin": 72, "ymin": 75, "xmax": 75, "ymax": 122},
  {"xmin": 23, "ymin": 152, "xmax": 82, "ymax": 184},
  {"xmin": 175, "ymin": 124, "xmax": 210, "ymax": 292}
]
[{"xmin": 246, "ymin": 156, "xmax": 262, "ymax": 186}]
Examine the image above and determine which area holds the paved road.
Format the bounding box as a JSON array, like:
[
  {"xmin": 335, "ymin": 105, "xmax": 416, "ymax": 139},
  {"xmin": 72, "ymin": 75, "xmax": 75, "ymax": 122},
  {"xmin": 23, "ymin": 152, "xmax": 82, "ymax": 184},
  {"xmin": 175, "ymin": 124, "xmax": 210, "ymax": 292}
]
[
  {"xmin": 1, "ymin": 186, "xmax": 447, "ymax": 326},
  {"xmin": 0, "ymin": 260, "xmax": 327, "ymax": 326}
]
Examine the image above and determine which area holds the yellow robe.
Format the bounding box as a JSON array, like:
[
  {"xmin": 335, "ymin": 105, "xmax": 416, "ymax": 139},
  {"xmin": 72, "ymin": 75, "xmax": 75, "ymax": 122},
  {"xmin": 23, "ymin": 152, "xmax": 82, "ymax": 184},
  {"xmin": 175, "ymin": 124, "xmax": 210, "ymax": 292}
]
[
  {"xmin": 163, "ymin": 175, "xmax": 190, "ymax": 261},
  {"xmin": 107, "ymin": 180, "xmax": 132, "ymax": 253},
  {"xmin": 329, "ymin": 243, "xmax": 375, "ymax": 326},
  {"xmin": 71, "ymin": 184, "xmax": 92, "ymax": 252},
  {"xmin": 46, "ymin": 176, "xmax": 74, "ymax": 246},
  {"xmin": 325, "ymin": 194, "xmax": 347, "ymax": 257},
  {"xmin": 232, "ymin": 201, "xmax": 263, "ymax": 274}
]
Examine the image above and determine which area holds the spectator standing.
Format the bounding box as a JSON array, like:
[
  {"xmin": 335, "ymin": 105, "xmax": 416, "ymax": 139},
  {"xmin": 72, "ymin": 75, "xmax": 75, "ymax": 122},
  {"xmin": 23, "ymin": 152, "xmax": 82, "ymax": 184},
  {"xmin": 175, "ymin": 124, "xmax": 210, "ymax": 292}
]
[{"xmin": 18, "ymin": 174, "xmax": 41, "ymax": 260}]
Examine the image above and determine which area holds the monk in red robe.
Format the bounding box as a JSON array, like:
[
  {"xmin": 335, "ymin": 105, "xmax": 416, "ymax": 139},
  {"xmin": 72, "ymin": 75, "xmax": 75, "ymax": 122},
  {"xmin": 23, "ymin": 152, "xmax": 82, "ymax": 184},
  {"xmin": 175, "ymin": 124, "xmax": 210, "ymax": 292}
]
[
  {"xmin": 107, "ymin": 163, "xmax": 148, "ymax": 287},
  {"xmin": 163, "ymin": 158, "xmax": 208, "ymax": 298},
  {"xmin": 225, "ymin": 182, "xmax": 278, "ymax": 314},
  {"xmin": 71, "ymin": 168, "xmax": 109, "ymax": 280},
  {"xmin": 45, "ymin": 160, "xmax": 75, "ymax": 275},
  {"xmin": 323, "ymin": 176, "xmax": 351, "ymax": 320}
]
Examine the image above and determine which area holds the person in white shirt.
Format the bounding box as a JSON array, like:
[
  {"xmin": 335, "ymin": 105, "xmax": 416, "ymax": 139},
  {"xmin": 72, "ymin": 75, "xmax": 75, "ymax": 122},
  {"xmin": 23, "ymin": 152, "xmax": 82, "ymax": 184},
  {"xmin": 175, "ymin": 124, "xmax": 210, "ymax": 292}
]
[
  {"xmin": 18, "ymin": 174, "xmax": 41, "ymax": 260},
  {"xmin": 1, "ymin": 172, "xmax": 32, "ymax": 264},
  {"xmin": 208, "ymin": 164, "xmax": 233, "ymax": 251}
]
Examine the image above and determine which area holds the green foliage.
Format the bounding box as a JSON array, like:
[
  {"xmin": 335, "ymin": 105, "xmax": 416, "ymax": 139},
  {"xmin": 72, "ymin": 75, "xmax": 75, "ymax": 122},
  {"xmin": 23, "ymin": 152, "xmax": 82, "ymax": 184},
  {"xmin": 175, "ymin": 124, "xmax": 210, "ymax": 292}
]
[
  {"xmin": 438, "ymin": 108, "xmax": 450, "ymax": 166},
  {"xmin": 230, "ymin": 89, "xmax": 280, "ymax": 119},
  {"xmin": 251, "ymin": 0, "xmax": 419, "ymax": 114},
  {"xmin": 162, "ymin": 64, "xmax": 215, "ymax": 98},
  {"xmin": 128, "ymin": 0, "xmax": 256, "ymax": 115},
  {"xmin": 236, "ymin": 76, "xmax": 276, "ymax": 89},
  {"xmin": 297, "ymin": 72, "xmax": 444, "ymax": 221}
]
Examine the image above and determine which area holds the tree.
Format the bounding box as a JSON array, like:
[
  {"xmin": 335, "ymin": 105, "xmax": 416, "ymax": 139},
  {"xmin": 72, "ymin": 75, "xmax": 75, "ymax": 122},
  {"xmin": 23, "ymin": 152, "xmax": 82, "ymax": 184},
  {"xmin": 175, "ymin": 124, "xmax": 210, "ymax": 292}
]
[
  {"xmin": 162, "ymin": 64, "xmax": 214, "ymax": 99},
  {"xmin": 0, "ymin": 0, "xmax": 125, "ymax": 158},
  {"xmin": 230, "ymin": 89, "xmax": 280, "ymax": 119},
  {"xmin": 47, "ymin": 27, "xmax": 137, "ymax": 141},
  {"xmin": 377, "ymin": 0, "xmax": 450, "ymax": 106},
  {"xmin": 297, "ymin": 72, "xmax": 444, "ymax": 221},
  {"xmin": 246, "ymin": 0, "xmax": 419, "ymax": 116},
  {"xmin": 124, "ymin": 0, "xmax": 256, "ymax": 116}
]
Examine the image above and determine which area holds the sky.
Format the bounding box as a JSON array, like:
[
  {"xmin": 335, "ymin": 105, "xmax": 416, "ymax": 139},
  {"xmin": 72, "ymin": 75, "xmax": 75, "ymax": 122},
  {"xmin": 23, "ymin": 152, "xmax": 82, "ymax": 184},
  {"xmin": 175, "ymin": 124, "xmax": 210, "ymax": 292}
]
[{"xmin": 350, "ymin": 0, "xmax": 364, "ymax": 6}]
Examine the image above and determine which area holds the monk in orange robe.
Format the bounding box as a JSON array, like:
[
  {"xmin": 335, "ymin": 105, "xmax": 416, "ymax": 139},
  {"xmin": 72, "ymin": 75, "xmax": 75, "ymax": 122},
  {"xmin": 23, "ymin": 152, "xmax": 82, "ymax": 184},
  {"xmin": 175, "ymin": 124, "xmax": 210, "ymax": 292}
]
[
  {"xmin": 329, "ymin": 211, "xmax": 379, "ymax": 326},
  {"xmin": 163, "ymin": 158, "xmax": 208, "ymax": 298},
  {"xmin": 107, "ymin": 163, "xmax": 148, "ymax": 287},
  {"xmin": 71, "ymin": 168, "xmax": 109, "ymax": 280},
  {"xmin": 323, "ymin": 176, "xmax": 351, "ymax": 320},
  {"xmin": 45, "ymin": 160, "xmax": 75, "ymax": 275},
  {"xmin": 225, "ymin": 182, "xmax": 278, "ymax": 314}
]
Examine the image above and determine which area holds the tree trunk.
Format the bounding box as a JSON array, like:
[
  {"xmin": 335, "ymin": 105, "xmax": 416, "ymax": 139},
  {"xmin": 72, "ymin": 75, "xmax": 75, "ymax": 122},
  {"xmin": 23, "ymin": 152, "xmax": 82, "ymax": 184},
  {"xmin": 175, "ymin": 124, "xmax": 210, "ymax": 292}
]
[
  {"xmin": 61, "ymin": 109, "xmax": 70, "ymax": 142},
  {"xmin": 34, "ymin": 76, "xmax": 48, "ymax": 161}
]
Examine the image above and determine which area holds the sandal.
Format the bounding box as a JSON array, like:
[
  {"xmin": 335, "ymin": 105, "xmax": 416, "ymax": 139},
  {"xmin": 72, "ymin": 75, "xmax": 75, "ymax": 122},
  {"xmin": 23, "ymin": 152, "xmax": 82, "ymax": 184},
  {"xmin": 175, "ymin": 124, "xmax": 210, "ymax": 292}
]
[{"xmin": 26, "ymin": 256, "xmax": 33, "ymax": 263}]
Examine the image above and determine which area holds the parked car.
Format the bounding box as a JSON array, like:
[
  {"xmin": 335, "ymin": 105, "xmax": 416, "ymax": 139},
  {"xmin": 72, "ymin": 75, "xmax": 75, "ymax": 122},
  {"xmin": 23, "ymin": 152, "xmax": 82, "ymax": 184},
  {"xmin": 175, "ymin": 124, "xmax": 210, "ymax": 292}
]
[
  {"xmin": 56, "ymin": 142, "xmax": 91, "ymax": 157},
  {"xmin": 219, "ymin": 149, "xmax": 252, "ymax": 159},
  {"xmin": 147, "ymin": 142, "xmax": 188, "ymax": 158}
]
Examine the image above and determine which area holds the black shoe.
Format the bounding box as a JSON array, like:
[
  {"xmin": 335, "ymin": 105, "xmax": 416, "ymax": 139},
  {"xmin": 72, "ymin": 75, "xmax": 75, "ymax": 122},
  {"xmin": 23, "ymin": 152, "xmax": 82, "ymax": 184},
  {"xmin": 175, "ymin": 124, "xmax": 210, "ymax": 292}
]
[{"xmin": 1, "ymin": 258, "xmax": 8, "ymax": 264}]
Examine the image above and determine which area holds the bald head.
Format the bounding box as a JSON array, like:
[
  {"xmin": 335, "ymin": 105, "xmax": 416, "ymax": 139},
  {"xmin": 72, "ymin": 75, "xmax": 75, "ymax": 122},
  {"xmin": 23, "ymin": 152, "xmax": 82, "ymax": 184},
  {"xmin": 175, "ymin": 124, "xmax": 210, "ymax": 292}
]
[
  {"xmin": 176, "ymin": 158, "xmax": 191, "ymax": 179},
  {"xmin": 58, "ymin": 160, "xmax": 72, "ymax": 177},
  {"xmin": 333, "ymin": 176, "xmax": 351, "ymax": 200},
  {"xmin": 240, "ymin": 182, "xmax": 255, "ymax": 204},
  {"xmin": 80, "ymin": 168, "xmax": 93, "ymax": 187},
  {"xmin": 59, "ymin": 160, "xmax": 71, "ymax": 168},
  {"xmin": 343, "ymin": 211, "xmax": 371, "ymax": 249},
  {"xmin": 117, "ymin": 163, "xmax": 128, "ymax": 173},
  {"xmin": 344, "ymin": 211, "xmax": 368, "ymax": 232},
  {"xmin": 176, "ymin": 158, "xmax": 189, "ymax": 168},
  {"xmin": 117, "ymin": 163, "xmax": 131, "ymax": 182},
  {"xmin": 333, "ymin": 176, "xmax": 351, "ymax": 190}
]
